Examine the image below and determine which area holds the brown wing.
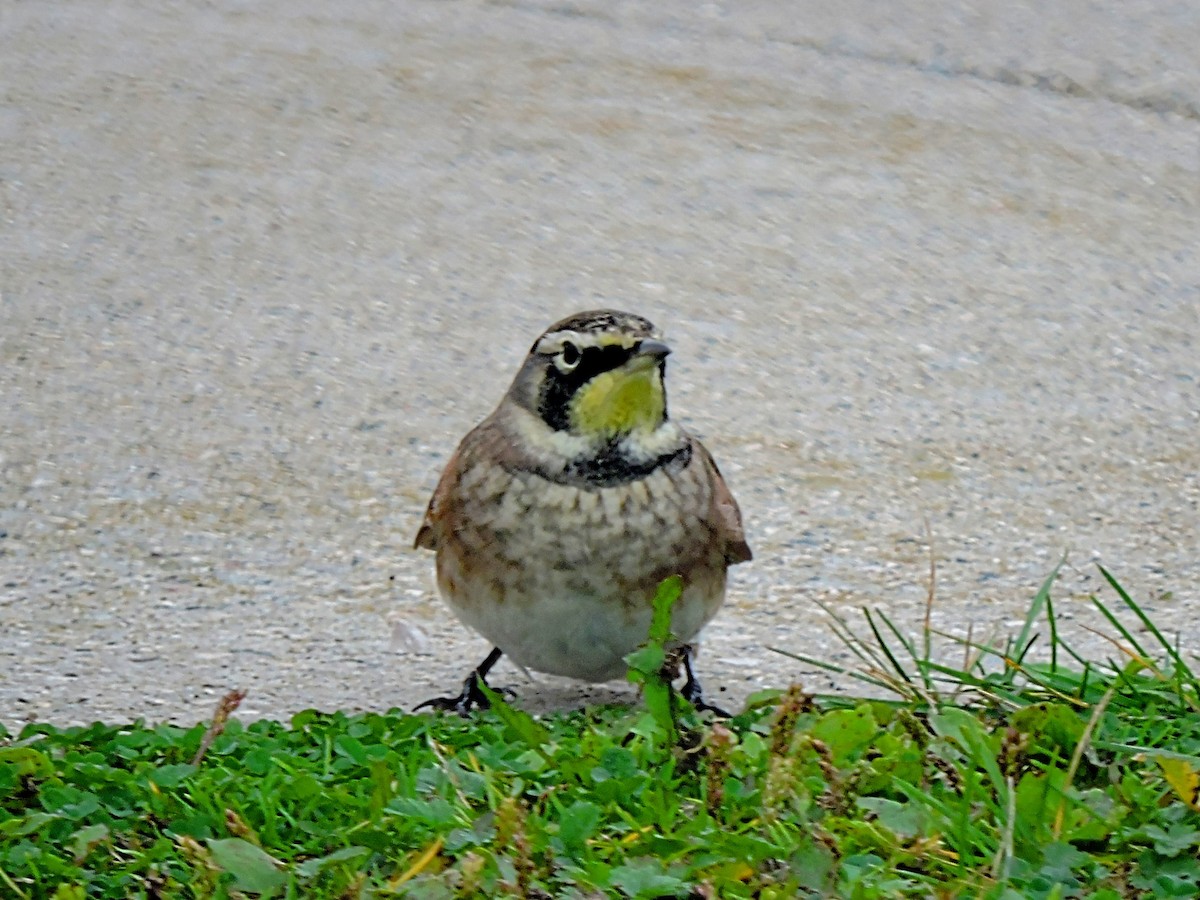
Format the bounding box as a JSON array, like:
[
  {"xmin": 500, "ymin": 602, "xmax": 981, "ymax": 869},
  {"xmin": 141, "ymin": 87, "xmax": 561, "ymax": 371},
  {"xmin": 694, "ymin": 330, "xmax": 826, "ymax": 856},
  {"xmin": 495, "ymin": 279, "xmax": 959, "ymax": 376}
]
[
  {"xmin": 413, "ymin": 437, "xmax": 471, "ymax": 552},
  {"xmin": 413, "ymin": 415, "xmax": 510, "ymax": 551},
  {"xmin": 693, "ymin": 439, "xmax": 752, "ymax": 565}
]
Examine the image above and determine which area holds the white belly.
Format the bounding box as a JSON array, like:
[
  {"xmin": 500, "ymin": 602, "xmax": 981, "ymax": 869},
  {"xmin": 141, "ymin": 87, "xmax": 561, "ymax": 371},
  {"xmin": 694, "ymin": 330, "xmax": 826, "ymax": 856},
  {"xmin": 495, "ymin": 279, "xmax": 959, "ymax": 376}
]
[
  {"xmin": 446, "ymin": 564, "xmax": 725, "ymax": 681},
  {"xmin": 435, "ymin": 463, "xmax": 728, "ymax": 682}
]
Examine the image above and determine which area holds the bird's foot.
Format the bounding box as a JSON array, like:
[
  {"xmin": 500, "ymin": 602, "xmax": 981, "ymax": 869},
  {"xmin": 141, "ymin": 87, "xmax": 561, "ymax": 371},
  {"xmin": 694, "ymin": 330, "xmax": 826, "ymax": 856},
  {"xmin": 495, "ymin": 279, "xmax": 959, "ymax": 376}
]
[
  {"xmin": 680, "ymin": 649, "xmax": 731, "ymax": 718},
  {"xmin": 414, "ymin": 672, "xmax": 494, "ymax": 714},
  {"xmin": 415, "ymin": 647, "xmax": 513, "ymax": 715},
  {"xmin": 414, "ymin": 675, "xmax": 516, "ymax": 715}
]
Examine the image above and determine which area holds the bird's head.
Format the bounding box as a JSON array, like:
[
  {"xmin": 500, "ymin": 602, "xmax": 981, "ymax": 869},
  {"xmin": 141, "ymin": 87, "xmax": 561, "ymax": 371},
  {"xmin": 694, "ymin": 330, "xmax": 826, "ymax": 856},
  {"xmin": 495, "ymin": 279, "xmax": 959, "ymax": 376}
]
[{"xmin": 507, "ymin": 309, "xmax": 672, "ymax": 443}]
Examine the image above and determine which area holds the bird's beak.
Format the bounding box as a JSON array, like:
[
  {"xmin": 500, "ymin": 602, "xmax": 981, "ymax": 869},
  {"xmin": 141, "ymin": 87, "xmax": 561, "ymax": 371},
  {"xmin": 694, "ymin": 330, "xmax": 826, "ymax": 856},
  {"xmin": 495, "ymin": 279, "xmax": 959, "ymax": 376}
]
[{"xmin": 635, "ymin": 339, "xmax": 671, "ymax": 360}]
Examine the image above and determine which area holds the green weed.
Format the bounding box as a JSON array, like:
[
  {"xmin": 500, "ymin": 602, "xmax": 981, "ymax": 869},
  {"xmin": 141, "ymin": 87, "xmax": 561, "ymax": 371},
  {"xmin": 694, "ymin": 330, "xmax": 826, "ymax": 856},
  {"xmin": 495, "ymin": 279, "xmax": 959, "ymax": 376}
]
[{"xmin": 2, "ymin": 567, "xmax": 1198, "ymax": 897}]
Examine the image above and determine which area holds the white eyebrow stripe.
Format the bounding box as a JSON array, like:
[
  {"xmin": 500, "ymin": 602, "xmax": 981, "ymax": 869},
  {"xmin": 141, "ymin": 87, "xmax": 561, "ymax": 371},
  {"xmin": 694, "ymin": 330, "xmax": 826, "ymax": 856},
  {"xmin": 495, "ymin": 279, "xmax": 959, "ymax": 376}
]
[
  {"xmin": 535, "ymin": 330, "xmax": 583, "ymax": 355},
  {"xmin": 535, "ymin": 329, "xmax": 650, "ymax": 355}
]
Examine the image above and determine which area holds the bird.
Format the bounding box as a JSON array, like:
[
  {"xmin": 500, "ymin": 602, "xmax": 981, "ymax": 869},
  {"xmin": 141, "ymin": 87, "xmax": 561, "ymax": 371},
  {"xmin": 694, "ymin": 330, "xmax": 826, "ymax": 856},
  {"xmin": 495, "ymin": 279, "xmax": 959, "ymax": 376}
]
[{"xmin": 413, "ymin": 309, "xmax": 751, "ymax": 712}]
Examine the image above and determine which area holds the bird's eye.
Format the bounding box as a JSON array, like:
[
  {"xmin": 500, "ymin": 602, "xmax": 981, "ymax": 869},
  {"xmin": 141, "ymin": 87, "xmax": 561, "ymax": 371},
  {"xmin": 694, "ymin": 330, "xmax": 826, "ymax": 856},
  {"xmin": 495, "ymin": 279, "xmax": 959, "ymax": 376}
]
[{"xmin": 556, "ymin": 341, "xmax": 581, "ymax": 372}]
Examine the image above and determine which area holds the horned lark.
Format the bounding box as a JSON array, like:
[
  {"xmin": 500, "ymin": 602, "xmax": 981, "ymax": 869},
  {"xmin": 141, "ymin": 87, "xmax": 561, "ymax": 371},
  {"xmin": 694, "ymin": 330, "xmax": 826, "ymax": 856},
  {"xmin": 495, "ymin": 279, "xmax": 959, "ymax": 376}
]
[{"xmin": 414, "ymin": 310, "xmax": 751, "ymax": 712}]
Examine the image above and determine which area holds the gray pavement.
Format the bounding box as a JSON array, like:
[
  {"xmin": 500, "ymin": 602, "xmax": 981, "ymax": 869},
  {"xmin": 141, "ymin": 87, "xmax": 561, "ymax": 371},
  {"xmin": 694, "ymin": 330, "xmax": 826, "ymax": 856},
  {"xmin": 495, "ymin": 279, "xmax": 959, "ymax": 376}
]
[{"xmin": 2, "ymin": 1, "xmax": 1198, "ymax": 728}]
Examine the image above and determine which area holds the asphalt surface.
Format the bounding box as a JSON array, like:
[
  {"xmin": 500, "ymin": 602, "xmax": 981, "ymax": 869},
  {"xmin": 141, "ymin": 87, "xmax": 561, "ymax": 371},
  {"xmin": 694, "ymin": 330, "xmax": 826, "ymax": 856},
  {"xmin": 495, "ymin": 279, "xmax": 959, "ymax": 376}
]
[{"xmin": 2, "ymin": 1, "xmax": 1198, "ymax": 728}]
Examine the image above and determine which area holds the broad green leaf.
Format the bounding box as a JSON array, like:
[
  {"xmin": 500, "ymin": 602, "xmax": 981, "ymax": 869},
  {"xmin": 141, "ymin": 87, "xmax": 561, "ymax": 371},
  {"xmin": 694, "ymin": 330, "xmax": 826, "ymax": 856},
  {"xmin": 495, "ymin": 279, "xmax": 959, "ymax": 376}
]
[
  {"xmin": 608, "ymin": 859, "xmax": 686, "ymax": 898},
  {"xmin": 207, "ymin": 837, "xmax": 284, "ymax": 895},
  {"xmin": 1143, "ymin": 823, "xmax": 1200, "ymax": 857},
  {"xmin": 810, "ymin": 704, "xmax": 879, "ymax": 764},
  {"xmin": 856, "ymin": 796, "xmax": 926, "ymax": 838},
  {"xmin": 57, "ymin": 793, "xmax": 101, "ymax": 821},
  {"xmin": 624, "ymin": 644, "xmax": 666, "ymax": 678},
  {"xmin": 69, "ymin": 823, "xmax": 109, "ymax": 861},
  {"xmin": 1015, "ymin": 768, "xmax": 1067, "ymax": 835},
  {"xmin": 1010, "ymin": 702, "xmax": 1085, "ymax": 756},
  {"xmin": 558, "ymin": 799, "xmax": 601, "ymax": 852},
  {"xmin": 930, "ymin": 707, "xmax": 1005, "ymax": 790},
  {"xmin": 648, "ymin": 575, "xmax": 683, "ymax": 644},
  {"xmin": 477, "ymin": 681, "xmax": 552, "ymax": 750},
  {"xmin": 295, "ymin": 845, "xmax": 370, "ymax": 878},
  {"xmin": 149, "ymin": 763, "xmax": 196, "ymax": 788},
  {"xmin": 598, "ymin": 746, "xmax": 638, "ymax": 780},
  {"xmin": 384, "ymin": 797, "xmax": 459, "ymax": 826},
  {"xmin": 624, "ymin": 577, "xmax": 683, "ymax": 744},
  {"xmin": 0, "ymin": 746, "xmax": 54, "ymax": 778},
  {"xmin": 2, "ymin": 811, "xmax": 60, "ymax": 837},
  {"xmin": 281, "ymin": 772, "xmax": 322, "ymax": 801},
  {"xmin": 333, "ymin": 734, "xmax": 368, "ymax": 766}
]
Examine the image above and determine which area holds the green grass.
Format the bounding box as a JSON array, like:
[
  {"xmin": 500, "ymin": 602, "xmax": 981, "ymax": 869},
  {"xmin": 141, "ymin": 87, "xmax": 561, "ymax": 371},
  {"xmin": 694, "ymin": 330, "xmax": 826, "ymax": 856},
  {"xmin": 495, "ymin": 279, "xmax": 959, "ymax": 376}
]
[{"xmin": 4, "ymin": 568, "xmax": 1200, "ymax": 898}]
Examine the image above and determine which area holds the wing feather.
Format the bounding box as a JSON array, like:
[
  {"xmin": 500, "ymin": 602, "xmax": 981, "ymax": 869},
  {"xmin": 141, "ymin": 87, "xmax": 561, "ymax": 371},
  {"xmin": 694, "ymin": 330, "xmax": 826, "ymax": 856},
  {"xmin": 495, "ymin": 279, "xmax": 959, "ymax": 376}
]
[
  {"xmin": 413, "ymin": 440, "xmax": 469, "ymax": 551},
  {"xmin": 693, "ymin": 439, "xmax": 752, "ymax": 565}
]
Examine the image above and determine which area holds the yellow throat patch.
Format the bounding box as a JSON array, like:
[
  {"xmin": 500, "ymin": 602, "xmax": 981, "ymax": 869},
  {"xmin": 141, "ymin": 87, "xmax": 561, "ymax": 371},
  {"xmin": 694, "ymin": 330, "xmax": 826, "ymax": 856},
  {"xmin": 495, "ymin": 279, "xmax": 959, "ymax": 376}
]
[{"xmin": 568, "ymin": 361, "xmax": 665, "ymax": 438}]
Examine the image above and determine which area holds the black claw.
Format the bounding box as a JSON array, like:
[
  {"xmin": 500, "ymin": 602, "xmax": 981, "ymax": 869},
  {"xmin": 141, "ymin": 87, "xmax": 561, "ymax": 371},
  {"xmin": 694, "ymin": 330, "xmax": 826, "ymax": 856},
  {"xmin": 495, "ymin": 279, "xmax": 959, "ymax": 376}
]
[
  {"xmin": 414, "ymin": 672, "xmax": 494, "ymax": 714},
  {"xmin": 681, "ymin": 648, "xmax": 732, "ymax": 718},
  {"xmin": 415, "ymin": 647, "xmax": 509, "ymax": 715}
]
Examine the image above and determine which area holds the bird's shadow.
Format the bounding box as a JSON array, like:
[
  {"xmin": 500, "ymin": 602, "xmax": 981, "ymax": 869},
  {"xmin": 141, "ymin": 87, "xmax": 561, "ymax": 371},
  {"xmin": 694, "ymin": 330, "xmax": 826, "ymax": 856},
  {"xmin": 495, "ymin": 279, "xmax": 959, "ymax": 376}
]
[{"xmin": 500, "ymin": 677, "xmax": 640, "ymax": 715}]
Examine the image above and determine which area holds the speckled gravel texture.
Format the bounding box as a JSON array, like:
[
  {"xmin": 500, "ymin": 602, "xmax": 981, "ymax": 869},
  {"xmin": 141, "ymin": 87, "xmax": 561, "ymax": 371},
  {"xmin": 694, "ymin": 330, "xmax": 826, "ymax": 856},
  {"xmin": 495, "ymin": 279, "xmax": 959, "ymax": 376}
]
[{"xmin": 2, "ymin": 1, "xmax": 1198, "ymax": 729}]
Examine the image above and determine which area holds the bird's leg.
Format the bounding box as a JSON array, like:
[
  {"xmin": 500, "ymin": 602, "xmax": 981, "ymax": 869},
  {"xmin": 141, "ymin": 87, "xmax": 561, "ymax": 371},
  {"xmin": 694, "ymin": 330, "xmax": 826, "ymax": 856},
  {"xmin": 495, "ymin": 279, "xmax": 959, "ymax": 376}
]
[
  {"xmin": 680, "ymin": 645, "xmax": 731, "ymax": 717},
  {"xmin": 415, "ymin": 646, "xmax": 508, "ymax": 714}
]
